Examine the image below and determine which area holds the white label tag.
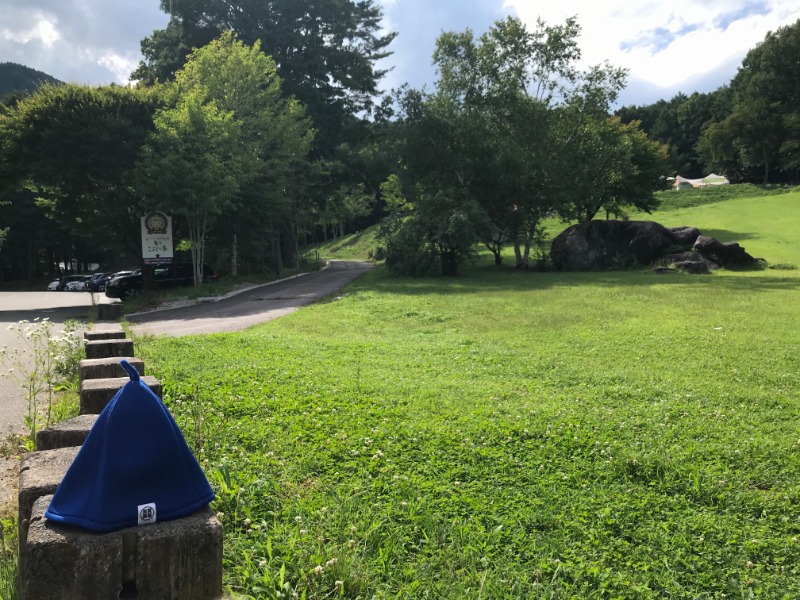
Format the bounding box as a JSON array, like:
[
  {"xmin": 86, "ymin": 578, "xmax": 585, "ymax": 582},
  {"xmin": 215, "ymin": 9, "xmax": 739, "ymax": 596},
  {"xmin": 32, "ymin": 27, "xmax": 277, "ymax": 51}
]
[{"xmin": 138, "ymin": 503, "xmax": 157, "ymax": 525}]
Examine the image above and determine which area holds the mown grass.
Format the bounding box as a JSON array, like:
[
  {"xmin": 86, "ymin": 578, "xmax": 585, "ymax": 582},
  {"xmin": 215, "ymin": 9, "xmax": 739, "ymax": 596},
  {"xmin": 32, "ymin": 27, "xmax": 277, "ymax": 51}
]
[
  {"xmin": 136, "ymin": 190, "xmax": 800, "ymax": 599},
  {"xmin": 652, "ymin": 183, "xmax": 796, "ymax": 212},
  {"xmin": 313, "ymin": 226, "xmax": 380, "ymax": 261}
]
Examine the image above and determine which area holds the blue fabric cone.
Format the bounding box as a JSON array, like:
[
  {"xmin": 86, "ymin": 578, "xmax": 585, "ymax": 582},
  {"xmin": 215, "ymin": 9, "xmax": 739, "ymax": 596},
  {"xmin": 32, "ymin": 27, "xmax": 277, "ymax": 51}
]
[{"xmin": 46, "ymin": 360, "xmax": 214, "ymax": 532}]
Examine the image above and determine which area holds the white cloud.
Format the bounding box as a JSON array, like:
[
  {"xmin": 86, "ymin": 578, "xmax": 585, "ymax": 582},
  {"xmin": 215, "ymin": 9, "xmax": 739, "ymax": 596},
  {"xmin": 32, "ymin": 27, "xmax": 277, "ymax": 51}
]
[
  {"xmin": 504, "ymin": 0, "xmax": 800, "ymax": 94},
  {"xmin": 96, "ymin": 52, "xmax": 139, "ymax": 84},
  {"xmin": 0, "ymin": 13, "xmax": 61, "ymax": 47}
]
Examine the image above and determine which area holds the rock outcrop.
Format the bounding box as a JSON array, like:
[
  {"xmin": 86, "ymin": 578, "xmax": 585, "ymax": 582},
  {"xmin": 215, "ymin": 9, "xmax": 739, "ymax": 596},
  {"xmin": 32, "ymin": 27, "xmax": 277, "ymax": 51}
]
[
  {"xmin": 550, "ymin": 220, "xmax": 698, "ymax": 271},
  {"xmin": 550, "ymin": 220, "xmax": 758, "ymax": 274}
]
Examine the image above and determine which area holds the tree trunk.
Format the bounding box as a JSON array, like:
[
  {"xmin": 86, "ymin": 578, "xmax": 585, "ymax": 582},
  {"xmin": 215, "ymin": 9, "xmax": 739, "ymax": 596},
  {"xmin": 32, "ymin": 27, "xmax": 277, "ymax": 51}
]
[
  {"xmin": 513, "ymin": 239, "xmax": 524, "ymax": 268},
  {"xmin": 280, "ymin": 220, "xmax": 299, "ymax": 271},
  {"xmin": 271, "ymin": 222, "xmax": 283, "ymax": 275},
  {"xmin": 230, "ymin": 233, "xmax": 238, "ymax": 277},
  {"xmin": 190, "ymin": 212, "xmax": 207, "ymax": 285}
]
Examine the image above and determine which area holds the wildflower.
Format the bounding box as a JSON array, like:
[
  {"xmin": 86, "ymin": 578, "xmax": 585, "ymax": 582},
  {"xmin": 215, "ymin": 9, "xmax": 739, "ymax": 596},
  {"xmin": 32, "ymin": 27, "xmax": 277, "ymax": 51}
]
[
  {"xmin": 258, "ymin": 559, "xmax": 267, "ymax": 568},
  {"xmin": 243, "ymin": 518, "xmax": 251, "ymax": 527},
  {"xmin": 313, "ymin": 565, "xmax": 324, "ymax": 575},
  {"xmin": 216, "ymin": 512, "xmax": 224, "ymax": 521},
  {"xmin": 294, "ymin": 515, "xmax": 302, "ymax": 523},
  {"xmin": 299, "ymin": 529, "xmax": 308, "ymax": 535},
  {"xmin": 335, "ymin": 580, "xmax": 343, "ymax": 588},
  {"xmin": 325, "ymin": 558, "xmax": 337, "ymax": 567}
]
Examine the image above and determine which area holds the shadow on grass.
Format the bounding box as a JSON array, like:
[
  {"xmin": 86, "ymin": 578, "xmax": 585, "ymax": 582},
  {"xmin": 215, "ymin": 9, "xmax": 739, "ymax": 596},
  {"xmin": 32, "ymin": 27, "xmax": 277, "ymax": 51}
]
[
  {"xmin": 329, "ymin": 229, "xmax": 372, "ymax": 250},
  {"xmin": 358, "ymin": 263, "xmax": 800, "ymax": 297},
  {"xmin": 697, "ymin": 228, "xmax": 758, "ymax": 242}
]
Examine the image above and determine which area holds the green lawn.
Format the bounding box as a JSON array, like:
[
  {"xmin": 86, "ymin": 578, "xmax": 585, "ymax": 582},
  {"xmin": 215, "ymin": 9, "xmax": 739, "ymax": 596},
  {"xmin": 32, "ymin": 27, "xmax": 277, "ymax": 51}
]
[{"xmin": 138, "ymin": 189, "xmax": 800, "ymax": 598}]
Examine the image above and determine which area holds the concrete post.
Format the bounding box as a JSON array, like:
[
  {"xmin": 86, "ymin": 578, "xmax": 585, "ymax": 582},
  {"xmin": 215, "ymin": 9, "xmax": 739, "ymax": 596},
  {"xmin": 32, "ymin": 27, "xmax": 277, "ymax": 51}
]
[{"xmin": 24, "ymin": 495, "xmax": 223, "ymax": 600}]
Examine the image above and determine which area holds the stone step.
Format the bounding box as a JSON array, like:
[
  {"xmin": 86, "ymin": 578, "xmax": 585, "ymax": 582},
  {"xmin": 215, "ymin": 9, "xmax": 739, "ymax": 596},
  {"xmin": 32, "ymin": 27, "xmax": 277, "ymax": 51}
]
[
  {"xmin": 80, "ymin": 376, "xmax": 161, "ymax": 415},
  {"xmin": 97, "ymin": 302, "xmax": 125, "ymax": 321},
  {"xmin": 36, "ymin": 414, "xmax": 100, "ymax": 451},
  {"xmin": 84, "ymin": 338, "xmax": 135, "ymax": 360},
  {"xmin": 80, "ymin": 357, "xmax": 144, "ymax": 381},
  {"xmin": 83, "ymin": 330, "xmax": 126, "ymax": 341},
  {"xmin": 23, "ymin": 495, "xmax": 222, "ymax": 600},
  {"xmin": 18, "ymin": 447, "xmax": 81, "ymax": 545}
]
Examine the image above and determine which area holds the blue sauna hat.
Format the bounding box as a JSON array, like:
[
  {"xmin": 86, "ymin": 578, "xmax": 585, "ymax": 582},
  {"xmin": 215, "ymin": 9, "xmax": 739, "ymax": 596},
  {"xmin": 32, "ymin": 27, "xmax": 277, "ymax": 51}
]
[{"xmin": 46, "ymin": 360, "xmax": 214, "ymax": 532}]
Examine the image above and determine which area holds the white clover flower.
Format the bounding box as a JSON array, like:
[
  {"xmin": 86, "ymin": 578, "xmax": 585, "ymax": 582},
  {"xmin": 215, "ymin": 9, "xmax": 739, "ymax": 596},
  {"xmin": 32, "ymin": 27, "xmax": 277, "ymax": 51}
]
[
  {"xmin": 325, "ymin": 558, "xmax": 337, "ymax": 567},
  {"xmin": 313, "ymin": 565, "xmax": 324, "ymax": 575}
]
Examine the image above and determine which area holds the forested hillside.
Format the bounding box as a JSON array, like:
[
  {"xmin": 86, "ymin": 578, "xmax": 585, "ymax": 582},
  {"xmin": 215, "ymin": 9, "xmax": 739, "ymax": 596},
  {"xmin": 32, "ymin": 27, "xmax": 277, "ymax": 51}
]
[{"xmin": 0, "ymin": 62, "xmax": 60, "ymax": 102}]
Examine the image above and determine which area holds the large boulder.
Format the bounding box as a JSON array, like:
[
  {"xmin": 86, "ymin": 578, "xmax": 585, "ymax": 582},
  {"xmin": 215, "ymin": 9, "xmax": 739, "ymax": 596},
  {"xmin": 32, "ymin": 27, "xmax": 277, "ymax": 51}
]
[
  {"xmin": 692, "ymin": 235, "xmax": 758, "ymax": 268},
  {"xmin": 667, "ymin": 226, "xmax": 702, "ymax": 246},
  {"xmin": 657, "ymin": 252, "xmax": 719, "ymax": 274},
  {"xmin": 550, "ymin": 220, "xmax": 697, "ymax": 271}
]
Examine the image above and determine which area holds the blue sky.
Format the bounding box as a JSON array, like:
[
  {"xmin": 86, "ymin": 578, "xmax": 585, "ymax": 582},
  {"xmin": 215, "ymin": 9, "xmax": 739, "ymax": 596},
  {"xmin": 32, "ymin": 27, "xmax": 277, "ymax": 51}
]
[{"xmin": 1, "ymin": 0, "xmax": 798, "ymax": 107}]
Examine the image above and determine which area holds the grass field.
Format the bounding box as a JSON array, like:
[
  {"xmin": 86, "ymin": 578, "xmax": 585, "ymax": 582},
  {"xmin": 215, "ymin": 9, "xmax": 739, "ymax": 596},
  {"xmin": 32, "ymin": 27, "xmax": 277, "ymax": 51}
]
[{"xmin": 138, "ymin": 188, "xmax": 800, "ymax": 598}]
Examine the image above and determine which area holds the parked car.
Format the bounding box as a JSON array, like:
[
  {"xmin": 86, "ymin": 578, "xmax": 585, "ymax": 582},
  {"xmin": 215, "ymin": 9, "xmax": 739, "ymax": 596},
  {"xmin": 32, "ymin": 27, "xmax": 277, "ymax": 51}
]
[
  {"xmin": 65, "ymin": 276, "xmax": 92, "ymax": 291},
  {"xmin": 85, "ymin": 272, "xmax": 115, "ymax": 292},
  {"xmin": 49, "ymin": 274, "xmax": 88, "ymax": 291},
  {"xmin": 105, "ymin": 263, "xmax": 215, "ymax": 299}
]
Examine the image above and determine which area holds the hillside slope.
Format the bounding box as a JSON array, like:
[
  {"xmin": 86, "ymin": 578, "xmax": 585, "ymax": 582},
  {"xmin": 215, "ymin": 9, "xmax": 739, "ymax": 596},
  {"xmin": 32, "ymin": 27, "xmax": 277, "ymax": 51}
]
[{"xmin": 0, "ymin": 62, "xmax": 60, "ymax": 101}]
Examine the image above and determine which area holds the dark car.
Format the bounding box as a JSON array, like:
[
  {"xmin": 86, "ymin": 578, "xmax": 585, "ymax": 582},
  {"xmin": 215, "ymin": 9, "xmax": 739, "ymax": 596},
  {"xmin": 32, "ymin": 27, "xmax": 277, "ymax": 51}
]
[
  {"xmin": 83, "ymin": 272, "xmax": 107, "ymax": 292},
  {"xmin": 105, "ymin": 263, "xmax": 215, "ymax": 299},
  {"xmin": 86, "ymin": 270, "xmax": 133, "ymax": 292}
]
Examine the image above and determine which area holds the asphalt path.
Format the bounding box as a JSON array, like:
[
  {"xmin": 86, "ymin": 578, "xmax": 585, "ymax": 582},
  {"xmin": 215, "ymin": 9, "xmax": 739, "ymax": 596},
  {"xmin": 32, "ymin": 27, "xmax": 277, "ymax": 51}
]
[
  {"xmin": 0, "ymin": 260, "xmax": 372, "ymax": 434},
  {"xmin": 0, "ymin": 290, "xmax": 114, "ymax": 435},
  {"xmin": 127, "ymin": 260, "xmax": 373, "ymax": 337}
]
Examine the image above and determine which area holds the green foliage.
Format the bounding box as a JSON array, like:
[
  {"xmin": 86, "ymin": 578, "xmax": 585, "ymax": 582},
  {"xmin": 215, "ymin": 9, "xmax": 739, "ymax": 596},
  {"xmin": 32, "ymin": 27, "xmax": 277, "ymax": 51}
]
[
  {"xmin": 135, "ymin": 0, "xmax": 395, "ymax": 157},
  {"xmin": 0, "ymin": 83, "xmax": 165, "ymax": 270},
  {"xmin": 166, "ymin": 31, "xmax": 314, "ymax": 275},
  {"xmin": 379, "ymin": 191, "xmax": 485, "ymax": 277},
  {"xmin": 391, "ymin": 16, "xmax": 657, "ymax": 272},
  {"xmin": 559, "ymin": 115, "xmax": 668, "ymax": 222},
  {"xmin": 719, "ymin": 18, "xmax": 800, "ymax": 183},
  {"xmin": 0, "ymin": 517, "xmax": 18, "ymax": 600}
]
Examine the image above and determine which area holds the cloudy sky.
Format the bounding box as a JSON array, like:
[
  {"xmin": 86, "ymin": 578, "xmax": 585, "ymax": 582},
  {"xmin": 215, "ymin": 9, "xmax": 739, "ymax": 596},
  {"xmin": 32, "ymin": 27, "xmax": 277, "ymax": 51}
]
[{"xmin": 2, "ymin": 0, "xmax": 799, "ymax": 107}]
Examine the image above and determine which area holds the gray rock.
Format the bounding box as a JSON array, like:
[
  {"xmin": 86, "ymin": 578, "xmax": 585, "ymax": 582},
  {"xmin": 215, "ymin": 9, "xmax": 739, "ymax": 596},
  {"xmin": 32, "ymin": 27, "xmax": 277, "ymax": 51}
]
[
  {"xmin": 551, "ymin": 220, "xmax": 693, "ymax": 271},
  {"xmin": 693, "ymin": 235, "xmax": 758, "ymax": 268}
]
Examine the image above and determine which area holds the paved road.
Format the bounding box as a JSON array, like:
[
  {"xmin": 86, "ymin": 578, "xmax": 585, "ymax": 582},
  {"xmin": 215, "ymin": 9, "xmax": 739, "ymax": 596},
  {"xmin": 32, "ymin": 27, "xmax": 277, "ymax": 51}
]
[
  {"xmin": 0, "ymin": 260, "xmax": 371, "ymax": 435},
  {"xmin": 127, "ymin": 260, "xmax": 372, "ymax": 337},
  {"xmin": 0, "ymin": 290, "xmax": 114, "ymax": 435}
]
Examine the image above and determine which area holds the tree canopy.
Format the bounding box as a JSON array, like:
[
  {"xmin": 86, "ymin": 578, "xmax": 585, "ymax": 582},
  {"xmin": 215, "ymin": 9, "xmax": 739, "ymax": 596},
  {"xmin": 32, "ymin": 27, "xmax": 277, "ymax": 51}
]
[
  {"xmin": 134, "ymin": 0, "xmax": 395, "ymax": 155},
  {"xmin": 380, "ymin": 16, "xmax": 664, "ymax": 274}
]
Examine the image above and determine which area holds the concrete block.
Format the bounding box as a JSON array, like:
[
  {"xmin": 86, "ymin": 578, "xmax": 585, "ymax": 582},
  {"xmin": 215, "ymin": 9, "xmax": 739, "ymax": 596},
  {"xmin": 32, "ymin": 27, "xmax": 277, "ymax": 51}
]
[
  {"xmin": 80, "ymin": 357, "xmax": 144, "ymax": 381},
  {"xmin": 97, "ymin": 303, "xmax": 125, "ymax": 321},
  {"xmin": 36, "ymin": 414, "xmax": 99, "ymax": 451},
  {"xmin": 18, "ymin": 447, "xmax": 80, "ymax": 543},
  {"xmin": 80, "ymin": 376, "xmax": 161, "ymax": 414},
  {"xmin": 84, "ymin": 330, "xmax": 126, "ymax": 341},
  {"xmin": 24, "ymin": 495, "xmax": 223, "ymax": 600},
  {"xmin": 85, "ymin": 338, "xmax": 134, "ymax": 360}
]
